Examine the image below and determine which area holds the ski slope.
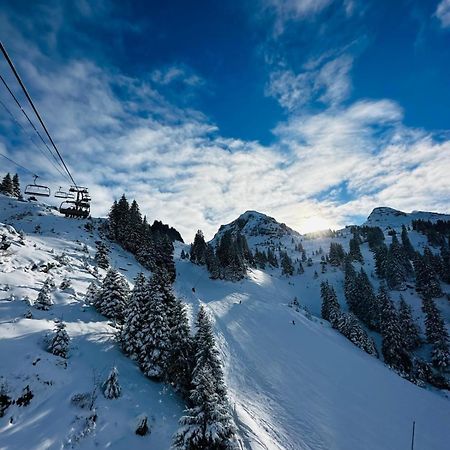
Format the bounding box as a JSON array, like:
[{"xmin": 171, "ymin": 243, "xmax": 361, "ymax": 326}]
[{"xmin": 0, "ymin": 195, "xmax": 449, "ymax": 449}]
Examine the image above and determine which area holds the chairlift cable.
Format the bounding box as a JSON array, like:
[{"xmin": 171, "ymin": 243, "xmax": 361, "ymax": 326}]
[
  {"xmin": 0, "ymin": 96, "xmax": 71, "ymax": 182},
  {"xmin": 0, "ymin": 73, "xmax": 69, "ymax": 180},
  {"xmin": 0, "ymin": 151, "xmax": 38, "ymax": 177},
  {"xmin": 0, "ymin": 41, "xmax": 77, "ymax": 188}
]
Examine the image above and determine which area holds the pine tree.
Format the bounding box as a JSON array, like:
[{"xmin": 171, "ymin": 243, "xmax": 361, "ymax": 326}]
[
  {"xmin": 413, "ymin": 250, "xmax": 442, "ymax": 298},
  {"xmin": 422, "ymin": 295, "xmax": 449, "ymax": 370},
  {"xmin": 84, "ymin": 281, "xmax": 100, "ymax": 305},
  {"xmin": 95, "ymin": 241, "xmax": 109, "ymax": 269},
  {"xmin": 172, "ymin": 306, "xmax": 235, "ymax": 450},
  {"xmin": 49, "ymin": 320, "xmax": 70, "ymax": 358},
  {"xmin": 34, "ymin": 281, "xmax": 53, "ymax": 310},
  {"xmin": 0, "ymin": 173, "xmax": 13, "ymax": 196},
  {"xmin": 349, "ymin": 237, "xmax": 364, "ymax": 263},
  {"xmin": 140, "ymin": 272, "xmax": 171, "ymax": 379},
  {"xmin": 385, "ymin": 235, "xmax": 413, "ymax": 290},
  {"xmin": 329, "ymin": 242, "xmax": 345, "ymax": 266},
  {"xmin": 336, "ymin": 312, "xmax": 377, "ymax": 356},
  {"xmin": 190, "ymin": 230, "xmax": 208, "ymax": 265},
  {"xmin": 120, "ymin": 273, "xmax": 148, "ymax": 360},
  {"xmin": 320, "ymin": 281, "xmax": 340, "ymax": 327},
  {"xmin": 401, "ymin": 225, "xmax": 415, "ymax": 258},
  {"xmin": 205, "ymin": 243, "xmax": 220, "ymax": 280},
  {"xmin": 267, "ymin": 248, "xmax": 279, "ymax": 267},
  {"xmin": 379, "ymin": 286, "xmax": 412, "ymax": 373},
  {"xmin": 398, "ymin": 296, "xmax": 421, "ymax": 351},
  {"xmin": 103, "ymin": 367, "xmax": 121, "ymax": 399},
  {"xmin": 440, "ymin": 243, "xmax": 450, "ymax": 283},
  {"xmin": 97, "ymin": 268, "xmax": 129, "ymax": 324},
  {"xmin": 374, "ymin": 244, "xmax": 388, "ymax": 279},
  {"xmin": 12, "ymin": 174, "xmax": 21, "ymax": 198},
  {"xmin": 280, "ymin": 251, "xmax": 294, "ymax": 276}
]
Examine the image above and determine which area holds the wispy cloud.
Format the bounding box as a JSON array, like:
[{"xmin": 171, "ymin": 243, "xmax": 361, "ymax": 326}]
[{"xmin": 435, "ymin": 0, "xmax": 450, "ymax": 28}]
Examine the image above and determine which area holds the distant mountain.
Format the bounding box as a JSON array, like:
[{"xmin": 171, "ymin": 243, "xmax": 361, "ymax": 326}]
[
  {"xmin": 210, "ymin": 210, "xmax": 301, "ymax": 248},
  {"xmin": 365, "ymin": 206, "xmax": 450, "ymax": 230}
]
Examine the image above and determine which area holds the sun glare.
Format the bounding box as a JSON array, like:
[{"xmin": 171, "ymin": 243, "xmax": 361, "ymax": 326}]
[{"xmin": 300, "ymin": 216, "xmax": 332, "ymax": 234}]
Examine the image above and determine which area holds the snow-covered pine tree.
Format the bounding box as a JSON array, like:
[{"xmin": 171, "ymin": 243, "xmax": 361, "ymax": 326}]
[
  {"xmin": 166, "ymin": 298, "xmax": 193, "ymax": 395},
  {"xmin": 49, "ymin": 320, "xmax": 70, "ymax": 358},
  {"xmin": 414, "ymin": 249, "xmax": 442, "ymax": 298},
  {"xmin": 329, "ymin": 242, "xmax": 345, "ymax": 266},
  {"xmin": 205, "ymin": 243, "xmax": 221, "ymax": 280},
  {"xmin": 398, "ymin": 296, "xmax": 421, "ymax": 351},
  {"xmin": 12, "ymin": 174, "xmax": 21, "ymax": 198},
  {"xmin": 320, "ymin": 281, "xmax": 340, "ymax": 327},
  {"xmin": 379, "ymin": 286, "xmax": 412, "ymax": 374},
  {"xmin": 103, "ymin": 366, "xmax": 121, "ymax": 399},
  {"xmin": 422, "ymin": 295, "xmax": 449, "ymax": 370},
  {"xmin": 349, "ymin": 237, "xmax": 364, "ymax": 263},
  {"xmin": 84, "ymin": 281, "xmax": 100, "ymax": 305},
  {"xmin": 120, "ymin": 272, "xmax": 148, "ymax": 360},
  {"xmin": 34, "ymin": 280, "xmax": 53, "ymax": 310},
  {"xmin": 280, "ymin": 251, "xmax": 294, "ymax": 276},
  {"xmin": 140, "ymin": 273, "xmax": 171, "ymax": 379},
  {"xmin": 385, "ymin": 235, "xmax": 413, "ymax": 290},
  {"xmin": 172, "ymin": 306, "xmax": 236, "ymax": 449},
  {"xmin": 401, "ymin": 225, "xmax": 415, "ymax": 258},
  {"xmin": 97, "ymin": 268, "xmax": 129, "ymax": 324},
  {"xmin": 94, "ymin": 241, "xmax": 109, "ymax": 270},
  {"xmin": 336, "ymin": 312, "xmax": 377, "ymax": 356},
  {"xmin": 374, "ymin": 244, "xmax": 388, "ymax": 279},
  {"xmin": 190, "ymin": 230, "xmax": 208, "ymax": 265}
]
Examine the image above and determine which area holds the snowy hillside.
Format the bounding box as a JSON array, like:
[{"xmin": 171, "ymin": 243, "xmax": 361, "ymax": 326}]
[
  {"xmin": 365, "ymin": 206, "xmax": 450, "ymax": 230},
  {"xmin": 1, "ymin": 195, "xmax": 450, "ymax": 450}
]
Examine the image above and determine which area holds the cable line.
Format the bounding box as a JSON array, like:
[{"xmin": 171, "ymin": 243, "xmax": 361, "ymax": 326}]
[
  {"xmin": 0, "ymin": 96, "xmax": 71, "ymax": 181},
  {"xmin": 0, "ymin": 41, "xmax": 77, "ymax": 187},
  {"xmin": 0, "ymin": 74, "xmax": 69, "ymax": 180},
  {"xmin": 0, "ymin": 151, "xmax": 38, "ymax": 177}
]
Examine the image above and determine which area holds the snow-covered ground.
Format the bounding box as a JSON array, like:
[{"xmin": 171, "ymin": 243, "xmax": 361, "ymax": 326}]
[{"xmin": 1, "ymin": 196, "xmax": 449, "ymax": 449}]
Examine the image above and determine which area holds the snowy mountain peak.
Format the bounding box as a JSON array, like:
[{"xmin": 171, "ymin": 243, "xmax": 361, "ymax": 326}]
[
  {"xmin": 211, "ymin": 210, "xmax": 301, "ymax": 247},
  {"xmin": 365, "ymin": 206, "xmax": 450, "ymax": 230}
]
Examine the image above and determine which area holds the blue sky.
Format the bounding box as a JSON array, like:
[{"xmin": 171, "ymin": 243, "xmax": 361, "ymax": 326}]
[{"xmin": 0, "ymin": 0, "xmax": 449, "ymax": 240}]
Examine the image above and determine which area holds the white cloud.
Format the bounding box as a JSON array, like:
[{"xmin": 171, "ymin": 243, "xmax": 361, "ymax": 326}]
[
  {"xmin": 0, "ymin": 2, "xmax": 449, "ymax": 243},
  {"xmin": 436, "ymin": 0, "xmax": 450, "ymax": 28},
  {"xmin": 266, "ymin": 54, "xmax": 353, "ymax": 110}
]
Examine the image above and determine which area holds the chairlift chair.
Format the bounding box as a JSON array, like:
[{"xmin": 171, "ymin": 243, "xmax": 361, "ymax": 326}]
[
  {"xmin": 24, "ymin": 175, "xmax": 50, "ymax": 197},
  {"xmin": 55, "ymin": 187, "xmax": 74, "ymax": 199}
]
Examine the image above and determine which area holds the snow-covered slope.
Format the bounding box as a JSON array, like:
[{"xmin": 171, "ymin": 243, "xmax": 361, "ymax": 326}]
[
  {"xmin": 365, "ymin": 206, "xmax": 450, "ymax": 230},
  {"xmin": 0, "ymin": 196, "xmax": 182, "ymax": 449},
  {"xmin": 1, "ymin": 196, "xmax": 450, "ymax": 450}
]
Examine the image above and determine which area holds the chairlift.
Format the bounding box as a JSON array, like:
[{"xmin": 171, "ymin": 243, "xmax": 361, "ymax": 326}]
[
  {"xmin": 59, "ymin": 185, "xmax": 91, "ymax": 219},
  {"xmin": 54, "ymin": 187, "xmax": 74, "ymax": 199},
  {"xmin": 24, "ymin": 175, "xmax": 50, "ymax": 197}
]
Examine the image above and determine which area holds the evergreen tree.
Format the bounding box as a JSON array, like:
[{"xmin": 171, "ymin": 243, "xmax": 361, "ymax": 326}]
[
  {"xmin": 0, "ymin": 173, "xmax": 13, "ymax": 196},
  {"xmin": 94, "ymin": 241, "xmax": 109, "ymax": 269},
  {"xmin": 374, "ymin": 244, "xmax": 388, "ymax": 279},
  {"xmin": 140, "ymin": 272, "xmax": 171, "ymax": 379},
  {"xmin": 84, "ymin": 281, "xmax": 100, "ymax": 305},
  {"xmin": 422, "ymin": 295, "xmax": 449, "ymax": 370},
  {"xmin": 97, "ymin": 268, "xmax": 129, "ymax": 324},
  {"xmin": 329, "ymin": 242, "xmax": 345, "ymax": 266},
  {"xmin": 320, "ymin": 281, "xmax": 340, "ymax": 327},
  {"xmin": 366, "ymin": 226, "xmax": 385, "ymax": 249},
  {"xmin": 379, "ymin": 286, "xmax": 411, "ymax": 373},
  {"xmin": 34, "ymin": 281, "xmax": 53, "ymax": 310},
  {"xmin": 190, "ymin": 230, "xmax": 208, "ymax": 265},
  {"xmin": 172, "ymin": 307, "xmax": 235, "ymax": 450},
  {"xmin": 267, "ymin": 248, "xmax": 279, "ymax": 268},
  {"xmin": 336, "ymin": 312, "xmax": 377, "ymax": 356},
  {"xmin": 413, "ymin": 250, "xmax": 442, "ymax": 298},
  {"xmin": 280, "ymin": 251, "xmax": 294, "ymax": 276},
  {"xmin": 349, "ymin": 237, "xmax": 364, "ymax": 263},
  {"xmin": 216, "ymin": 231, "xmax": 246, "ymax": 281},
  {"xmin": 385, "ymin": 235, "xmax": 413, "ymax": 290},
  {"xmin": 205, "ymin": 244, "xmax": 221, "ymax": 280},
  {"xmin": 103, "ymin": 367, "xmax": 121, "ymax": 399},
  {"xmin": 120, "ymin": 273, "xmax": 148, "ymax": 360},
  {"xmin": 401, "ymin": 225, "xmax": 415, "ymax": 258},
  {"xmin": 12, "ymin": 174, "xmax": 21, "ymax": 198},
  {"xmin": 49, "ymin": 320, "xmax": 70, "ymax": 358},
  {"xmin": 398, "ymin": 296, "xmax": 421, "ymax": 351}
]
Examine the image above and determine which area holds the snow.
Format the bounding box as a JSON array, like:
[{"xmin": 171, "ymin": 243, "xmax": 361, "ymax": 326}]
[{"xmin": 1, "ymin": 195, "xmax": 449, "ymax": 449}]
